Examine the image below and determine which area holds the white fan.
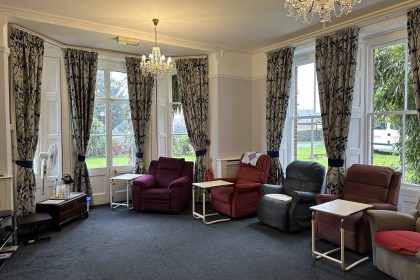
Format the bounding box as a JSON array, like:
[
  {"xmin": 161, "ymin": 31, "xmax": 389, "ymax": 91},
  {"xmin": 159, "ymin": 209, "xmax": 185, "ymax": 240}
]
[{"xmin": 39, "ymin": 144, "xmax": 58, "ymax": 195}]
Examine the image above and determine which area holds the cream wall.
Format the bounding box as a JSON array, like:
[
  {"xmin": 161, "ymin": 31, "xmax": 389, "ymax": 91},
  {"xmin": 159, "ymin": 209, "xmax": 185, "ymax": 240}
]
[{"xmin": 208, "ymin": 50, "xmax": 253, "ymax": 170}]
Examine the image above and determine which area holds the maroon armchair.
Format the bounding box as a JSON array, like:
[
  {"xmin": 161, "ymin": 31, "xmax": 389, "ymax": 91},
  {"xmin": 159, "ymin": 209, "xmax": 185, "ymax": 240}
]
[
  {"xmin": 211, "ymin": 154, "xmax": 270, "ymax": 218},
  {"xmin": 315, "ymin": 164, "xmax": 402, "ymax": 254},
  {"xmin": 132, "ymin": 157, "xmax": 193, "ymax": 214}
]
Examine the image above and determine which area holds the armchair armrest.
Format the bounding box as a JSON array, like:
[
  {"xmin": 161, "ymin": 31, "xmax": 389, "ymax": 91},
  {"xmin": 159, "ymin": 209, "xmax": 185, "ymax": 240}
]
[
  {"xmin": 235, "ymin": 183, "xmax": 261, "ymax": 194},
  {"xmin": 169, "ymin": 176, "xmax": 191, "ymax": 189},
  {"xmin": 371, "ymin": 203, "xmax": 398, "ymax": 211},
  {"xmin": 315, "ymin": 194, "xmax": 339, "ymax": 204},
  {"xmin": 292, "ymin": 191, "xmax": 317, "ymax": 203},
  {"xmin": 367, "ymin": 210, "xmax": 416, "ymax": 234},
  {"xmin": 133, "ymin": 174, "xmax": 156, "ymax": 189},
  {"xmin": 261, "ymin": 184, "xmax": 284, "ymax": 196}
]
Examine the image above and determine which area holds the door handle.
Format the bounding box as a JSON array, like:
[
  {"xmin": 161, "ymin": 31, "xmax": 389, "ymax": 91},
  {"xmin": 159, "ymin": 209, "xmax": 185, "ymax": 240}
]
[{"xmin": 113, "ymin": 169, "xmax": 118, "ymax": 175}]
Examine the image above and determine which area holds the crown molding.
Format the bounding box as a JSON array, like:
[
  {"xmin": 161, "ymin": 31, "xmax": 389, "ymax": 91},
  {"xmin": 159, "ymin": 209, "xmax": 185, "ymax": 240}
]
[
  {"xmin": 0, "ymin": 4, "xmax": 221, "ymax": 53},
  {"xmin": 255, "ymin": 0, "xmax": 419, "ymax": 54}
]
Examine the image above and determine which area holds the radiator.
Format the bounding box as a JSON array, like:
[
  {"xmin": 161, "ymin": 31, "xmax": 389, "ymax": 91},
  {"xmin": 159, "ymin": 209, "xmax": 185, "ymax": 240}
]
[{"xmin": 216, "ymin": 158, "xmax": 241, "ymax": 178}]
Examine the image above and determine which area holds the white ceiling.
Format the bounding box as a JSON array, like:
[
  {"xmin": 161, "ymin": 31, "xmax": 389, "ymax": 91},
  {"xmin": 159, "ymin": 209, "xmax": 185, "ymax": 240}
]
[{"xmin": 0, "ymin": 0, "xmax": 415, "ymax": 56}]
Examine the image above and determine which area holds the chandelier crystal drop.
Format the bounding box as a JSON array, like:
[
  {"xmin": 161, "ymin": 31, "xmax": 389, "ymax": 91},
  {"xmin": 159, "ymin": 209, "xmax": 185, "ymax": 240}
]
[
  {"xmin": 140, "ymin": 19, "xmax": 173, "ymax": 75},
  {"xmin": 284, "ymin": 0, "xmax": 362, "ymax": 27}
]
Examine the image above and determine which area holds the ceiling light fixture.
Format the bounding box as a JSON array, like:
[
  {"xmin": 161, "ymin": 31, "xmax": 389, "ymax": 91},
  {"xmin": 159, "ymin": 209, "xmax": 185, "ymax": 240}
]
[
  {"xmin": 140, "ymin": 18, "xmax": 172, "ymax": 75},
  {"xmin": 284, "ymin": 0, "xmax": 362, "ymax": 27}
]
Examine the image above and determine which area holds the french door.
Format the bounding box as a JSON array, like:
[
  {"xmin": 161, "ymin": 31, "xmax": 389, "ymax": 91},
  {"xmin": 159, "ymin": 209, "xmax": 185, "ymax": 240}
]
[{"xmin": 87, "ymin": 60, "xmax": 134, "ymax": 205}]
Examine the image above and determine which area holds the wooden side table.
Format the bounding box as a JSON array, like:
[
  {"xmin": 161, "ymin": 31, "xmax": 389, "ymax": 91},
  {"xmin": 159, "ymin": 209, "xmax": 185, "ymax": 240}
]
[
  {"xmin": 36, "ymin": 192, "xmax": 88, "ymax": 231},
  {"xmin": 310, "ymin": 199, "xmax": 373, "ymax": 271}
]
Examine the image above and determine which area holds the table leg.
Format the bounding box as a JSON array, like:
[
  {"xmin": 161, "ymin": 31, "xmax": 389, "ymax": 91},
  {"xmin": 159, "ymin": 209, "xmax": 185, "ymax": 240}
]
[
  {"xmin": 126, "ymin": 181, "xmax": 130, "ymax": 210},
  {"xmin": 341, "ymin": 218, "xmax": 345, "ymax": 270},
  {"xmin": 311, "ymin": 211, "xmax": 316, "ymax": 257},
  {"xmin": 202, "ymin": 190, "xmax": 206, "ymax": 222},
  {"xmin": 109, "ymin": 179, "xmax": 113, "ymax": 209},
  {"xmin": 192, "ymin": 186, "xmax": 195, "ymax": 216}
]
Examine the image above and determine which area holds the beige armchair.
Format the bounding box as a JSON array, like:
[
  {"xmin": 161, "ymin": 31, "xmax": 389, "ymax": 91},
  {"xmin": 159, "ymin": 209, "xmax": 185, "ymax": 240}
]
[{"xmin": 367, "ymin": 202, "xmax": 420, "ymax": 280}]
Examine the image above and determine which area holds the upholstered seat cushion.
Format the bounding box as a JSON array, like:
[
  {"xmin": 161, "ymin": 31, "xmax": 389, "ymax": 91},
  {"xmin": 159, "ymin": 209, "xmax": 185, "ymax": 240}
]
[
  {"xmin": 265, "ymin": 193, "xmax": 292, "ymax": 202},
  {"xmin": 374, "ymin": 230, "xmax": 420, "ymax": 256},
  {"xmin": 140, "ymin": 188, "xmax": 171, "ymax": 200},
  {"xmin": 211, "ymin": 187, "xmax": 234, "ymax": 203}
]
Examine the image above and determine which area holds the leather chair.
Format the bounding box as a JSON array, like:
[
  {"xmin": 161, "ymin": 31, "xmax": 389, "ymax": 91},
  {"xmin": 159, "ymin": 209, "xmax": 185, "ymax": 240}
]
[
  {"xmin": 211, "ymin": 153, "xmax": 270, "ymax": 218},
  {"xmin": 315, "ymin": 164, "xmax": 402, "ymax": 254},
  {"xmin": 258, "ymin": 161, "xmax": 325, "ymax": 232},
  {"xmin": 132, "ymin": 157, "xmax": 193, "ymax": 214}
]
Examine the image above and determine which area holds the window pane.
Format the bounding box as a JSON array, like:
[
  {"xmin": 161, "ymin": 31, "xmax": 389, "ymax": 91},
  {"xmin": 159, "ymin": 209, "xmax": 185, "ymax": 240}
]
[
  {"xmin": 296, "ymin": 63, "xmax": 315, "ymax": 117},
  {"xmin": 111, "ymin": 103, "xmax": 133, "ymax": 135},
  {"xmin": 112, "ymin": 136, "xmax": 133, "ymax": 166},
  {"xmin": 172, "ymin": 105, "xmax": 188, "ymax": 134},
  {"xmin": 371, "ymin": 115, "xmax": 401, "ymax": 171},
  {"xmin": 295, "ymin": 117, "xmax": 327, "ymax": 168},
  {"xmin": 404, "ymin": 114, "xmax": 420, "ymax": 185},
  {"xmin": 110, "ymin": 71, "xmax": 128, "ymax": 99},
  {"xmin": 86, "ymin": 135, "xmax": 107, "ymax": 169},
  {"xmin": 96, "ymin": 70, "xmax": 105, "ymax": 98},
  {"xmin": 171, "ymin": 135, "xmax": 195, "ymax": 162},
  {"xmin": 91, "ymin": 103, "xmax": 106, "ymax": 134},
  {"xmin": 373, "ymin": 44, "xmax": 405, "ymax": 112}
]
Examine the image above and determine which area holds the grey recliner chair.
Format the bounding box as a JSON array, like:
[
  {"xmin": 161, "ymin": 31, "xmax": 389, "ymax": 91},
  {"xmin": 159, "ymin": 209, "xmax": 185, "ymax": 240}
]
[{"xmin": 258, "ymin": 161, "xmax": 325, "ymax": 232}]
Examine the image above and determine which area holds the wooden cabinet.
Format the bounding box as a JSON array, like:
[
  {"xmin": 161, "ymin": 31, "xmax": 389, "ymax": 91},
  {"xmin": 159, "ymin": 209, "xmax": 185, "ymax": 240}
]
[{"xmin": 36, "ymin": 193, "xmax": 88, "ymax": 231}]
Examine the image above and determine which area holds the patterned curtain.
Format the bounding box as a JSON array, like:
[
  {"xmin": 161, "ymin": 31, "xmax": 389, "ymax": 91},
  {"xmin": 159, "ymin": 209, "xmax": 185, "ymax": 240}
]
[
  {"xmin": 315, "ymin": 27, "xmax": 359, "ymax": 195},
  {"xmin": 64, "ymin": 48, "xmax": 98, "ymax": 197},
  {"xmin": 266, "ymin": 47, "xmax": 294, "ymax": 184},
  {"xmin": 408, "ymin": 7, "xmax": 420, "ymax": 125},
  {"xmin": 10, "ymin": 28, "xmax": 45, "ymax": 215},
  {"xmin": 175, "ymin": 57, "xmax": 209, "ymax": 184},
  {"xmin": 126, "ymin": 57, "xmax": 155, "ymax": 174}
]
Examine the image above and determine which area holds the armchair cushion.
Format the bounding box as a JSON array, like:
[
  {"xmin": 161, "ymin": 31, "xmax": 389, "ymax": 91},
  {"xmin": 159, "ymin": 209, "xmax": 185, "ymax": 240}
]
[
  {"xmin": 157, "ymin": 157, "xmax": 185, "ymax": 169},
  {"xmin": 261, "ymin": 184, "xmax": 284, "ymax": 196},
  {"xmin": 374, "ymin": 230, "xmax": 420, "ymax": 256},
  {"xmin": 211, "ymin": 186, "xmax": 234, "ymax": 203},
  {"xmin": 315, "ymin": 194, "xmax": 339, "ymax": 204},
  {"xmin": 265, "ymin": 193, "xmax": 292, "ymax": 202},
  {"xmin": 236, "ymin": 183, "xmax": 261, "ymax": 194},
  {"xmin": 140, "ymin": 188, "xmax": 171, "ymax": 200},
  {"xmin": 371, "ymin": 203, "xmax": 398, "ymax": 211}
]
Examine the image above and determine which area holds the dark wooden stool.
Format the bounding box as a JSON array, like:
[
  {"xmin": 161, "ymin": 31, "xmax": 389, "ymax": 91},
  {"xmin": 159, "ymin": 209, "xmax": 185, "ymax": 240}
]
[{"xmin": 18, "ymin": 213, "xmax": 52, "ymax": 244}]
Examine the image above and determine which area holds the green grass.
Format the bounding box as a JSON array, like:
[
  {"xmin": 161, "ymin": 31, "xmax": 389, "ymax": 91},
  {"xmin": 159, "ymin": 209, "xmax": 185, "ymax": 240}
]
[
  {"xmin": 86, "ymin": 156, "xmax": 132, "ymax": 169},
  {"xmin": 86, "ymin": 155, "xmax": 196, "ymax": 169}
]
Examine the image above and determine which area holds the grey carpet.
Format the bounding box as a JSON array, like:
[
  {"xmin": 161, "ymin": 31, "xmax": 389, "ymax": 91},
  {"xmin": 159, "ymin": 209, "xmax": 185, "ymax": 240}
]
[{"xmin": 0, "ymin": 206, "xmax": 392, "ymax": 280}]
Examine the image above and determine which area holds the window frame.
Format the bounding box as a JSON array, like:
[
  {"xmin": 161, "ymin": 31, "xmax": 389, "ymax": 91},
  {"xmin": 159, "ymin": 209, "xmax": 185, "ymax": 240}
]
[
  {"xmin": 87, "ymin": 59, "xmax": 135, "ymax": 171},
  {"xmin": 366, "ymin": 34, "xmax": 418, "ymax": 187}
]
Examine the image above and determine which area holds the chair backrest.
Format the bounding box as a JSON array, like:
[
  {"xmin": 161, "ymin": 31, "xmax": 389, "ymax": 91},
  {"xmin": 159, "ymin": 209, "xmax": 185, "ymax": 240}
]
[
  {"xmin": 147, "ymin": 157, "xmax": 193, "ymax": 188},
  {"xmin": 283, "ymin": 161, "xmax": 325, "ymax": 196},
  {"xmin": 342, "ymin": 164, "xmax": 402, "ymax": 205},
  {"xmin": 236, "ymin": 154, "xmax": 270, "ymax": 184}
]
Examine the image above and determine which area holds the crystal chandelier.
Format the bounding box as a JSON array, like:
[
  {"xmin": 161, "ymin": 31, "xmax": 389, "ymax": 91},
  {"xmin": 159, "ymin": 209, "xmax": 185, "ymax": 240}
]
[
  {"xmin": 140, "ymin": 19, "xmax": 172, "ymax": 75},
  {"xmin": 284, "ymin": 0, "xmax": 362, "ymax": 27}
]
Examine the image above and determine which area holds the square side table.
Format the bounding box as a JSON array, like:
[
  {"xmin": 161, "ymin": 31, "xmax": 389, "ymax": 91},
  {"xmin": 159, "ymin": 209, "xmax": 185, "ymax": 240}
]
[
  {"xmin": 109, "ymin": 174, "xmax": 142, "ymax": 210},
  {"xmin": 310, "ymin": 199, "xmax": 373, "ymax": 271},
  {"xmin": 192, "ymin": 180, "xmax": 234, "ymax": 224}
]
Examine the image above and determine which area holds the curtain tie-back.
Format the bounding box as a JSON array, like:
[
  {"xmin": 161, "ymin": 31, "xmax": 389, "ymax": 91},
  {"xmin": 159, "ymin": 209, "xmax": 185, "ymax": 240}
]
[
  {"xmin": 267, "ymin": 151, "xmax": 279, "ymax": 158},
  {"xmin": 328, "ymin": 158, "xmax": 344, "ymax": 168},
  {"xmin": 15, "ymin": 160, "xmax": 33, "ymax": 169},
  {"xmin": 77, "ymin": 155, "xmax": 86, "ymax": 162},
  {"xmin": 195, "ymin": 149, "xmax": 207, "ymax": 157},
  {"xmin": 135, "ymin": 152, "xmax": 144, "ymax": 159}
]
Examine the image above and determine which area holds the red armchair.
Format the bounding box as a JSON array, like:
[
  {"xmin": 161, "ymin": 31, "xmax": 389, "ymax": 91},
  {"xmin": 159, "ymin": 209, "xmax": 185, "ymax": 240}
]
[
  {"xmin": 315, "ymin": 164, "xmax": 402, "ymax": 254},
  {"xmin": 132, "ymin": 157, "xmax": 193, "ymax": 214},
  {"xmin": 211, "ymin": 154, "xmax": 270, "ymax": 218}
]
